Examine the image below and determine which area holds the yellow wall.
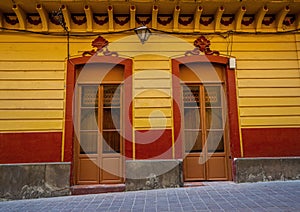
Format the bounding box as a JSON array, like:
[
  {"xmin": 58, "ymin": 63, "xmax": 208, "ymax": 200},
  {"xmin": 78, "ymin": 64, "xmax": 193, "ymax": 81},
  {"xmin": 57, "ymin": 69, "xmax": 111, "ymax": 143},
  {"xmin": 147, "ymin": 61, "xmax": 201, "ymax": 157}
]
[
  {"xmin": 233, "ymin": 34, "xmax": 300, "ymax": 128},
  {"xmin": 0, "ymin": 33, "xmax": 66, "ymax": 132},
  {"xmin": 0, "ymin": 32, "xmax": 299, "ymax": 132},
  {"xmin": 133, "ymin": 55, "xmax": 172, "ymax": 129}
]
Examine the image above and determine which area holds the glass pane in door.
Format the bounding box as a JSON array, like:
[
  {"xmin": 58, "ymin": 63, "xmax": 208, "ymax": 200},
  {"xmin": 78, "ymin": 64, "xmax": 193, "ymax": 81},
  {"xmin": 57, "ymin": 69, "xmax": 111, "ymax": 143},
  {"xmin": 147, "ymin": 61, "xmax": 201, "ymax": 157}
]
[
  {"xmin": 103, "ymin": 108, "xmax": 120, "ymax": 130},
  {"xmin": 80, "ymin": 132, "xmax": 98, "ymax": 154},
  {"xmin": 183, "ymin": 85, "xmax": 200, "ymax": 107},
  {"xmin": 102, "ymin": 131, "xmax": 121, "ymax": 153},
  {"xmin": 207, "ymin": 131, "xmax": 224, "ymax": 153},
  {"xmin": 206, "ymin": 108, "xmax": 223, "ymax": 129},
  {"xmin": 80, "ymin": 85, "xmax": 98, "ymax": 155},
  {"xmin": 205, "ymin": 86, "xmax": 221, "ymax": 107},
  {"xmin": 184, "ymin": 131, "xmax": 202, "ymax": 152},
  {"xmin": 184, "ymin": 108, "xmax": 200, "ymax": 129},
  {"xmin": 80, "ymin": 109, "xmax": 98, "ymax": 130},
  {"xmin": 81, "ymin": 86, "xmax": 98, "ymax": 107},
  {"xmin": 102, "ymin": 85, "xmax": 121, "ymax": 154},
  {"xmin": 103, "ymin": 85, "xmax": 120, "ymax": 107}
]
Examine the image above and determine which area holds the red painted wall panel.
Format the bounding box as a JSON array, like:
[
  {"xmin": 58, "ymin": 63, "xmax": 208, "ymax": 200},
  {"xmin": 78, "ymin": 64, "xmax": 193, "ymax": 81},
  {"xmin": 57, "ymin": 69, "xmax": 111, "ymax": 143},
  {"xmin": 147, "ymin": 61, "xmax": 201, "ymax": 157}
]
[
  {"xmin": 135, "ymin": 129, "xmax": 173, "ymax": 159},
  {"xmin": 225, "ymin": 67, "xmax": 242, "ymax": 158},
  {"xmin": 242, "ymin": 128, "xmax": 300, "ymax": 157},
  {"xmin": 0, "ymin": 132, "xmax": 62, "ymax": 163}
]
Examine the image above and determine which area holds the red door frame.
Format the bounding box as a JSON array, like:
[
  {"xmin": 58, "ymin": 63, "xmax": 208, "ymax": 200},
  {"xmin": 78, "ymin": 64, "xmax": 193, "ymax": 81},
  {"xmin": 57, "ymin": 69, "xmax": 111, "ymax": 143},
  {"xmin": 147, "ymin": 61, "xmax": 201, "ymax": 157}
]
[
  {"xmin": 64, "ymin": 56, "xmax": 133, "ymax": 185},
  {"xmin": 171, "ymin": 55, "xmax": 242, "ymax": 177}
]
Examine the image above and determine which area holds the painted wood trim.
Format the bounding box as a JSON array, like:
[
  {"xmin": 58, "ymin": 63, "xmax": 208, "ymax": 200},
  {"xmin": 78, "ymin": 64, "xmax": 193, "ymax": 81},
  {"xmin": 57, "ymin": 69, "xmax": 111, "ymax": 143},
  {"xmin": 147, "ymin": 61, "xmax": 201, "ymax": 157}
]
[
  {"xmin": 36, "ymin": 4, "xmax": 49, "ymax": 32},
  {"xmin": 0, "ymin": 90, "xmax": 63, "ymax": 100},
  {"xmin": 193, "ymin": 6, "xmax": 203, "ymax": 32},
  {"xmin": 0, "ymin": 120, "xmax": 62, "ymax": 131},
  {"xmin": 12, "ymin": 4, "xmax": 26, "ymax": 30},
  {"xmin": 0, "ymin": 12, "xmax": 2, "ymax": 28},
  {"xmin": 171, "ymin": 54, "xmax": 241, "ymax": 160},
  {"xmin": 276, "ymin": 6, "xmax": 290, "ymax": 31},
  {"xmin": 64, "ymin": 56, "xmax": 133, "ymax": 162},
  {"xmin": 240, "ymin": 116, "xmax": 300, "ymax": 127},
  {"xmin": 84, "ymin": 5, "xmax": 93, "ymax": 32},
  {"xmin": 151, "ymin": 5, "xmax": 158, "ymax": 29},
  {"xmin": 173, "ymin": 55, "xmax": 229, "ymax": 65},
  {"xmin": 0, "ymin": 71, "xmax": 65, "ymax": 80},
  {"xmin": 296, "ymin": 14, "xmax": 300, "ymax": 30},
  {"xmin": 239, "ymin": 88, "xmax": 300, "ymax": 97},
  {"xmin": 255, "ymin": 6, "xmax": 268, "ymax": 32},
  {"xmin": 235, "ymin": 6, "xmax": 246, "ymax": 31},
  {"xmin": 108, "ymin": 5, "xmax": 114, "ymax": 32},
  {"xmin": 0, "ymin": 110, "xmax": 63, "ymax": 119},
  {"xmin": 130, "ymin": 5, "xmax": 136, "ymax": 29},
  {"xmin": 0, "ymin": 61, "xmax": 64, "ymax": 71},
  {"xmin": 240, "ymin": 107, "xmax": 300, "ymax": 117},
  {"xmin": 214, "ymin": 6, "xmax": 224, "ymax": 32},
  {"xmin": 225, "ymin": 66, "xmax": 242, "ymax": 158},
  {"xmin": 173, "ymin": 6, "xmax": 180, "ymax": 32},
  {"xmin": 239, "ymin": 97, "xmax": 300, "ymax": 106},
  {"xmin": 61, "ymin": 5, "xmax": 71, "ymax": 31}
]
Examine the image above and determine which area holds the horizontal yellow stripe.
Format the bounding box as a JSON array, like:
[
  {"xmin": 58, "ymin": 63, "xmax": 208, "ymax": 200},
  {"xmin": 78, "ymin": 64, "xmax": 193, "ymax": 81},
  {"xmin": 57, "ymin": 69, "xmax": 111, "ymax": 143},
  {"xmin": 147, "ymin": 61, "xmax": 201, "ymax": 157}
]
[{"xmin": 0, "ymin": 120, "xmax": 63, "ymax": 131}]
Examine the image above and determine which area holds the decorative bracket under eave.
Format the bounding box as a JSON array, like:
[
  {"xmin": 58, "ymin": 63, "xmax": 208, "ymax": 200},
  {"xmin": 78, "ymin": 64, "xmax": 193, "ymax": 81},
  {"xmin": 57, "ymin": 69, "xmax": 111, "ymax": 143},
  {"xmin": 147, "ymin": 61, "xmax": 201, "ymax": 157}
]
[
  {"xmin": 82, "ymin": 36, "xmax": 118, "ymax": 57},
  {"xmin": 185, "ymin": 35, "xmax": 220, "ymax": 56},
  {"xmin": 36, "ymin": 4, "xmax": 49, "ymax": 32}
]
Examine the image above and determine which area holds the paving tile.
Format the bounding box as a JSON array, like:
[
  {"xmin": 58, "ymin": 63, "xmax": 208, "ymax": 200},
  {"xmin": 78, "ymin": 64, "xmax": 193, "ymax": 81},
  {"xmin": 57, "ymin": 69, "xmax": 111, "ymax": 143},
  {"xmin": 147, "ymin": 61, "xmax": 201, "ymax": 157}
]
[{"xmin": 1, "ymin": 181, "xmax": 300, "ymax": 212}]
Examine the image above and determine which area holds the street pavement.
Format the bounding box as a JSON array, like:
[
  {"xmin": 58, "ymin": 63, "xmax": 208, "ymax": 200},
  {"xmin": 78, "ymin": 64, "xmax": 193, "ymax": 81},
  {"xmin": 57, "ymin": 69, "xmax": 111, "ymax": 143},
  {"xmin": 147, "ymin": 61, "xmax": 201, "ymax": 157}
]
[{"xmin": 0, "ymin": 180, "xmax": 299, "ymax": 212}]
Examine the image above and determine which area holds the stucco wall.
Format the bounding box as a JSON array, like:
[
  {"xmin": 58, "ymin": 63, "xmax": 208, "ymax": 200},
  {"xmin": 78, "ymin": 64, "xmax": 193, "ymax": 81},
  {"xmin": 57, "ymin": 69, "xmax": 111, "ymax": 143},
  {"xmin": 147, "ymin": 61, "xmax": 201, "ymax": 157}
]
[{"xmin": 0, "ymin": 32, "xmax": 299, "ymax": 163}]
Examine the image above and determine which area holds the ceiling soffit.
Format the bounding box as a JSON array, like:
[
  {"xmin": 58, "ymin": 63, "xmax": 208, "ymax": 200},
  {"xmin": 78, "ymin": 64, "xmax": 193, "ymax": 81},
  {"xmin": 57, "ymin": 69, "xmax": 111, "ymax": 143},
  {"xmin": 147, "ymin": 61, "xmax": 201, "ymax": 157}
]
[{"xmin": 0, "ymin": 0, "xmax": 299, "ymax": 33}]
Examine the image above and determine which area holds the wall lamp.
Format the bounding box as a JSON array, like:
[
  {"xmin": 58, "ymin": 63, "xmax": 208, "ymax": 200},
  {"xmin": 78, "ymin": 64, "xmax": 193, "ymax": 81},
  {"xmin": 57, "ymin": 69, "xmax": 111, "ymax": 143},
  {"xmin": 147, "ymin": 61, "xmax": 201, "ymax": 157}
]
[{"xmin": 134, "ymin": 25, "xmax": 151, "ymax": 44}]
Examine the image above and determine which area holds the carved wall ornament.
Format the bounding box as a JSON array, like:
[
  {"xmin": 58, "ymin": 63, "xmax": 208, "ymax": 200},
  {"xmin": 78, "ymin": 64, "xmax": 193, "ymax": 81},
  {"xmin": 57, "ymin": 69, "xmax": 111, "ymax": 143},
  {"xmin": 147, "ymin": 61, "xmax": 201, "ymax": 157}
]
[
  {"xmin": 200, "ymin": 15, "xmax": 214, "ymax": 26},
  {"xmin": 93, "ymin": 14, "xmax": 109, "ymax": 26},
  {"xmin": 114, "ymin": 15, "xmax": 130, "ymax": 26},
  {"xmin": 221, "ymin": 15, "xmax": 234, "ymax": 26},
  {"xmin": 262, "ymin": 15, "xmax": 275, "ymax": 26},
  {"xmin": 136, "ymin": 14, "xmax": 152, "ymax": 25},
  {"xmin": 49, "ymin": 13, "xmax": 62, "ymax": 25},
  {"xmin": 71, "ymin": 14, "xmax": 87, "ymax": 25},
  {"xmin": 27, "ymin": 14, "xmax": 42, "ymax": 25},
  {"xmin": 185, "ymin": 35, "xmax": 220, "ymax": 56},
  {"xmin": 82, "ymin": 36, "xmax": 118, "ymax": 57},
  {"xmin": 283, "ymin": 15, "xmax": 295, "ymax": 26},
  {"xmin": 241, "ymin": 15, "xmax": 254, "ymax": 26},
  {"xmin": 179, "ymin": 14, "xmax": 194, "ymax": 26},
  {"xmin": 157, "ymin": 14, "xmax": 173, "ymax": 26},
  {"xmin": 4, "ymin": 13, "xmax": 19, "ymax": 25}
]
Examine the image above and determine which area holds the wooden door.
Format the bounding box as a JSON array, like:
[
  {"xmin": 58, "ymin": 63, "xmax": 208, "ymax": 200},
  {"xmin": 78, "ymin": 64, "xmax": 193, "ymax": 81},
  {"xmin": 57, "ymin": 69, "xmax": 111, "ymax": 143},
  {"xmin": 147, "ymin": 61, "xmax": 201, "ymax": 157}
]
[
  {"xmin": 75, "ymin": 84, "xmax": 124, "ymax": 185},
  {"xmin": 99, "ymin": 85, "xmax": 123, "ymax": 183},
  {"xmin": 183, "ymin": 84, "xmax": 228, "ymax": 181}
]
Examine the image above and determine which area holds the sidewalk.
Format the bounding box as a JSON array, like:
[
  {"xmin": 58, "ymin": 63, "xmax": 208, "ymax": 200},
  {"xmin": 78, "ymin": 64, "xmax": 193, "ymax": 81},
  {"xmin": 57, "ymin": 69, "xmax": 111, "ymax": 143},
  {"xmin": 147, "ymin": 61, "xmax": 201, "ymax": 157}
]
[{"xmin": 1, "ymin": 181, "xmax": 299, "ymax": 212}]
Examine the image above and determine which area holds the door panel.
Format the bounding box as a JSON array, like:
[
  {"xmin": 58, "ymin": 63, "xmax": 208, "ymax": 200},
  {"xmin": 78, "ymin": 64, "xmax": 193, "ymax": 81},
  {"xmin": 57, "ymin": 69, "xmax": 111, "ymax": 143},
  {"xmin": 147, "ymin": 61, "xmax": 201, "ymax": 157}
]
[
  {"xmin": 78, "ymin": 157, "xmax": 99, "ymax": 184},
  {"xmin": 183, "ymin": 155, "xmax": 205, "ymax": 181},
  {"xmin": 75, "ymin": 84, "xmax": 124, "ymax": 185},
  {"xmin": 182, "ymin": 84, "xmax": 229, "ymax": 181},
  {"xmin": 100, "ymin": 157, "xmax": 123, "ymax": 183},
  {"xmin": 207, "ymin": 156, "xmax": 227, "ymax": 180}
]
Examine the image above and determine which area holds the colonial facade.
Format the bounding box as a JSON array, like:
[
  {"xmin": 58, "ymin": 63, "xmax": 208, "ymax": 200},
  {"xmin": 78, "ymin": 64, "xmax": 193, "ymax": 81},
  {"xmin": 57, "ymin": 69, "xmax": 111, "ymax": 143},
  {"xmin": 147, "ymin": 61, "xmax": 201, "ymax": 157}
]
[{"xmin": 0, "ymin": 0, "xmax": 299, "ymax": 199}]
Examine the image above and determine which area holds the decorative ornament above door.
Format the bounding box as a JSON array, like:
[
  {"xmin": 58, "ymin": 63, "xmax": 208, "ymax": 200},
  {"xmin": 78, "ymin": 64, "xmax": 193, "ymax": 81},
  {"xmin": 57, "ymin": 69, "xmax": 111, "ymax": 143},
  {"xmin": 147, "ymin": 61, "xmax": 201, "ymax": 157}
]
[
  {"xmin": 185, "ymin": 36, "xmax": 220, "ymax": 56},
  {"xmin": 83, "ymin": 36, "xmax": 118, "ymax": 57}
]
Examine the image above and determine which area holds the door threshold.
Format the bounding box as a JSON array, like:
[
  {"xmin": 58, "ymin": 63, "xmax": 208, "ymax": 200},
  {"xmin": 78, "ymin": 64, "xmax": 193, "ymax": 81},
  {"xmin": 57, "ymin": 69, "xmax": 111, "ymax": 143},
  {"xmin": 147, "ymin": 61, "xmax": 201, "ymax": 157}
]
[
  {"xmin": 71, "ymin": 184, "xmax": 126, "ymax": 195},
  {"xmin": 184, "ymin": 182, "xmax": 205, "ymax": 187}
]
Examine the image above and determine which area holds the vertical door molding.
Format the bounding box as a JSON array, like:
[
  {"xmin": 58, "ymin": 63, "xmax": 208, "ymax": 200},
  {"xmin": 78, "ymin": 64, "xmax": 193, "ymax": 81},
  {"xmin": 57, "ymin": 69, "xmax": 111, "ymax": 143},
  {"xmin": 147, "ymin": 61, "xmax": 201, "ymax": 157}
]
[
  {"xmin": 172, "ymin": 55, "xmax": 241, "ymax": 180},
  {"xmin": 64, "ymin": 56, "xmax": 132, "ymax": 185}
]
